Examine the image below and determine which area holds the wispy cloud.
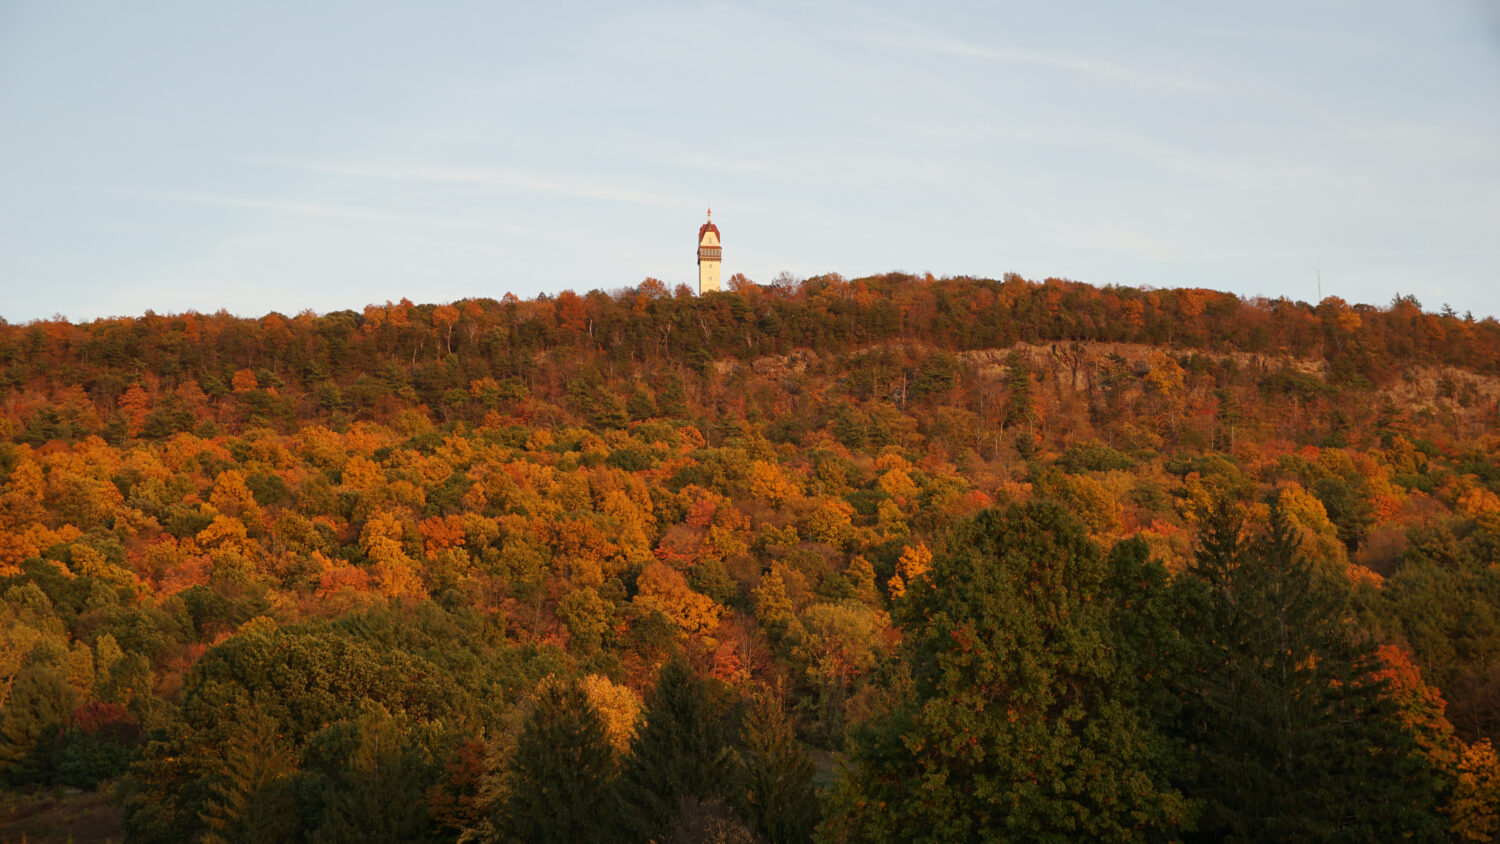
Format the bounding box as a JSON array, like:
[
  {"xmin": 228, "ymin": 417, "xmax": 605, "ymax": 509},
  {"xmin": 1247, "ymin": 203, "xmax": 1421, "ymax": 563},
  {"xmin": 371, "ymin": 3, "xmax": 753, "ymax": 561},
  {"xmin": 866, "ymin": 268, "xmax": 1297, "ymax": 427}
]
[
  {"xmin": 851, "ymin": 32, "xmax": 1222, "ymax": 95},
  {"xmin": 288, "ymin": 162, "xmax": 693, "ymax": 208},
  {"xmin": 134, "ymin": 190, "xmax": 539, "ymax": 235},
  {"xmin": 966, "ymin": 119, "xmax": 1376, "ymax": 197}
]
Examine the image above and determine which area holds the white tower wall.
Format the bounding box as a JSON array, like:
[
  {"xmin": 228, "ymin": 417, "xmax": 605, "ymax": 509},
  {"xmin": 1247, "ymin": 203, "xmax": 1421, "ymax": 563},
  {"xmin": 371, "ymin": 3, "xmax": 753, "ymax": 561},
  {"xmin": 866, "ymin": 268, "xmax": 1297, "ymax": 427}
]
[
  {"xmin": 697, "ymin": 211, "xmax": 722, "ymax": 294},
  {"xmin": 699, "ymin": 230, "xmax": 721, "ymax": 294}
]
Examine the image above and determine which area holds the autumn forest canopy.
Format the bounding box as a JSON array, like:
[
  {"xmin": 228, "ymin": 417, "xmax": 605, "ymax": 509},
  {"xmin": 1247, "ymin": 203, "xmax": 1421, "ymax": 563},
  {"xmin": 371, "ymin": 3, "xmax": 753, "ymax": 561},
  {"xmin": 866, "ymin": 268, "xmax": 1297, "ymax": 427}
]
[{"xmin": 1, "ymin": 272, "xmax": 1499, "ymax": 841}]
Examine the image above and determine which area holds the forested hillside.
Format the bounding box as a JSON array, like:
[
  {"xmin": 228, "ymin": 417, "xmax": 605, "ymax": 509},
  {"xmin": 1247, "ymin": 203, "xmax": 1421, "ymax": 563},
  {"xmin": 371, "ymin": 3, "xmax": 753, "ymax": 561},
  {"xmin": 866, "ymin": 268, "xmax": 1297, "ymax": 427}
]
[{"xmin": 1, "ymin": 273, "xmax": 1498, "ymax": 841}]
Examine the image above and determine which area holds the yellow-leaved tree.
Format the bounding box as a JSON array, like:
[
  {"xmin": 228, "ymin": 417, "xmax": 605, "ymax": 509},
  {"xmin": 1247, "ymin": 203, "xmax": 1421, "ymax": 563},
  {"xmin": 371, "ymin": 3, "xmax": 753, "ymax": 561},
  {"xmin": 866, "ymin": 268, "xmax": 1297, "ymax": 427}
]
[
  {"xmin": 579, "ymin": 673, "xmax": 643, "ymax": 754},
  {"xmin": 887, "ymin": 542, "xmax": 933, "ymax": 599},
  {"xmin": 360, "ymin": 510, "xmax": 424, "ymax": 599},
  {"xmin": 633, "ymin": 561, "xmax": 721, "ymax": 637}
]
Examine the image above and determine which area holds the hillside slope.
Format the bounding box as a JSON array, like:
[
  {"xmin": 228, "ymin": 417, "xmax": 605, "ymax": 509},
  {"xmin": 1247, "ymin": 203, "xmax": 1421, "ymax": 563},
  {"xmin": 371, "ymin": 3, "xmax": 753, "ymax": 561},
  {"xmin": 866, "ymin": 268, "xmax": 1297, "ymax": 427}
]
[{"xmin": 1, "ymin": 274, "xmax": 1497, "ymax": 840}]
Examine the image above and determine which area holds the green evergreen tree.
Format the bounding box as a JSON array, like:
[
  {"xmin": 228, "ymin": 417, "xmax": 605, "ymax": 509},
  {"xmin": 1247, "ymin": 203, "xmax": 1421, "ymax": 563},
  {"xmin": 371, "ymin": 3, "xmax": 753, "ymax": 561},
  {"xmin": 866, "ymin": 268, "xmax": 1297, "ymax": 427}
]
[
  {"xmin": 627, "ymin": 387, "xmax": 657, "ymax": 421},
  {"xmin": 1004, "ymin": 351, "xmax": 1034, "ymax": 429},
  {"xmin": 566, "ymin": 368, "xmax": 629, "ymax": 429},
  {"xmin": 199, "ymin": 716, "xmax": 300, "ymax": 844},
  {"xmin": 1103, "ymin": 536, "xmax": 1197, "ymax": 803},
  {"xmin": 310, "ymin": 711, "xmax": 438, "ymax": 844},
  {"xmin": 1212, "ymin": 387, "xmax": 1239, "ymax": 451},
  {"xmin": 820, "ymin": 502, "xmax": 1189, "ymax": 843},
  {"xmin": 733, "ymin": 693, "xmax": 819, "ymax": 844},
  {"xmin": 125, "ymin": 623, "xmax": 475, "ymax": 843},
  {"xmin": 1004, "ymin": 352, "xmax": 1039, "ymax": 459},
  {"xmin": 52, "ymin": 702, "xmax": 142, "ymax": 789},
  {"xmin": 657, "ymin": 373, "xmax": 689, "ymax": 418},
  {"xmin": 1180, "ymin": 494, "xmax": 1445, "ymax": 841},
  {"xmin": 0, "ymin": 662, "xmax": 78, "ymax": 783},
  {"xmin": 1187, "ymin": 492, "xmax": 1249, "ymax": 641},
  {"xmin": 619, "ymin": 657, "xmax": 733, "ymax": 842},
  {"xmin": 500, "ymin": 680, "xmax": 620, "ymax": 844}
]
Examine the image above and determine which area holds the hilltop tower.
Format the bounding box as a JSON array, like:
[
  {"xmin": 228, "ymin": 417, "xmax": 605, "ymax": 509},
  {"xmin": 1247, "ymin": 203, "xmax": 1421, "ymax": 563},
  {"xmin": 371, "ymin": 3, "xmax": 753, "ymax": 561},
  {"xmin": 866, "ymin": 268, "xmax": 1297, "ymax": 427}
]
[{"xmin": 697, "ymin": 209, "xmax": 721, "ymax": 295}]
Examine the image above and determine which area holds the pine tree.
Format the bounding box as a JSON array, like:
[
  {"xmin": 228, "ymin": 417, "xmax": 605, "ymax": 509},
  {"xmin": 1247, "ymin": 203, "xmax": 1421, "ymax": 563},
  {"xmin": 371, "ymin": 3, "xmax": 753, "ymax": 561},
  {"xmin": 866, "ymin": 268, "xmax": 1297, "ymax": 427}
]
[
  {"xmin": 1004, "ymin": 351, "xmax": 1033, "ymax": 429},
  {"xmin": 0, "ymin": 662, "xmax": 78, "ymax": 783},
  {"xmin": 1103, "ymin": 536, "xmax": 1196, "ymax": 794},
  {"xmin": 627, "ymin": 387, "xmax": 657, "ymax": 421},
  {"xmin": 500, "ymin": 680, "xmax": 620, "ymax": 844},
  {"xmin": 734, "ymin": 693, "xmax": 819, "ymax": 844},
  {"xmin": 1212, "ymin": 387, "xmax": 1239, "ymax": 451},
  {"xmin": 657, "ymin": 373, "xmax": 689, "ymax": 418},
  {"xmin": 619, "ymin": 657, "xmax": 733, "ymax": 842},
  {"xmin": 310, "ymin": 713, "xmax": 438, "ymax": 844},
  {"xmin": 1182, "ymin": 494, "xmax": 1445, "ymax": 841},
  {"xmin": 199, "ymin": 716, "xmax": 299, "ymax": 844},
  {"xmin": 1189, "ymin": 492, "xmax": 1247, "ymax": 606}
]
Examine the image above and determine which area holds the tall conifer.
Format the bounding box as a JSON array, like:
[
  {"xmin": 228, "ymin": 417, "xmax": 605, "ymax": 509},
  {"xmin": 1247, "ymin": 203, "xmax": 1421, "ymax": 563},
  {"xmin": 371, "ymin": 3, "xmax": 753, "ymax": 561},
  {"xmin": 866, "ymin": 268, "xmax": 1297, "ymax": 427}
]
[
  {"xmin": 1182, "ymin": 494, "xmax": 1445, "ymax": 841},
  {"xmin": 734, "ymin": 693, "xmax": 819, "ymax": 844},
  {"xmin": 500, "ymin": 680, "xmax": 620, "ymax": 844},
  {"xmin": 619, "ymin": 657, "xmax": 733, "ymax": 842}
]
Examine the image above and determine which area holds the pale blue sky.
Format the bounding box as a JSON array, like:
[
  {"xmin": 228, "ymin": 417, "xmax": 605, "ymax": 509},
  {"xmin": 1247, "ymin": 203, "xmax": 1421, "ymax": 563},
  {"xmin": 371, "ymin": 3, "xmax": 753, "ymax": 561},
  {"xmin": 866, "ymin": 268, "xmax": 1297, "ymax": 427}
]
[{"xmin": 2, "ymin": 1, "xmax": 1497, "ymax": 322}]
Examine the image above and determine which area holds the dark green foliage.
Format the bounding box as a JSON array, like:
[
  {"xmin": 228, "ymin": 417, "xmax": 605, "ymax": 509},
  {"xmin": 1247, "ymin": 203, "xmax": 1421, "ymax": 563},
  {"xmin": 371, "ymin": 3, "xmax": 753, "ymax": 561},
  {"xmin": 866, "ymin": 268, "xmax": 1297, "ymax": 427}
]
[
  {"xmin": 308, "ymin": 712, "xmax": 441, "ymax": 844},
  {"xmin": 1103, "ymin": 537, "xmax": 1194, "ymax": 751},
  {"xmin": 245, "ymin": 471, "xmax": 291, "ymax": 507},
  {"xmin": 0, "ymin": 690, "xmax": 140, "ymax": 792},
  {"xmin": 845, "ymin": 487, "xmax": 890, "ymax": 517},
  {"xmin": 1178, "ymin": 496, "xmax": 1445, "ymax": 841},
  {"xmin": 657, "ymin": 374, "xmax": 689, "ymax": 418},
  {"xmin": 96, "ymin": 650, "xmax": 153, "ymax": 713},
  {"xmin": 829, "ymin": 402, "xmax": 868, "ymax": 450},
  {"xmin": 197, "ymin": 716, "xmax": 301, "ymax": 844},
  {"xmin": 1165, "ymin": 454, "xmax": 1248, "ymax": 489},
  {"xmin": 1273, "ymin": 453, "xmax": 1377, "ymax": 552},
  {"xmin": 566, "ymin": 368, "xmax": 629, "ymax": 429},
  {"xmin": 908, "ymin": 352, "xmax": 961, "ymax": 402},
  {"xmin": 0, "ymin": 663, "xmax": 79, "ymax": 784},
  {"xmin": 141, "ymin": 397, "xmax": 198, "ymax": 438},
  {"xmin": 619, "ymin": 657, "xmax": 734, "ymax": 842},
  {"xmin": 123, "ymin": 608, "xmax": 542, "ymax": 843},
  {"xmin": 1368, "ymin": 525, "xmax": 1500, "ymax": 743},
  {"xmin": 1186, "ymin": 492, "xmax": 1247, "ymax": 607},
  {"xmin": 1323, "ymin": 407, "xmax": 1352, "ymax": 447},
  {"xmin": 1313, "ymin": 474, "xmax": 1375, "ymax": 552},
  {"xmin": 1213, "ymin": 387, "xmax": 1240, "ymax": 450},
  {"xmin": 607, "ymin": 446, "xmax": 654, "ymax": 472},
  {"xmin": 500, "ymin": 681, "xmax": 620, "ymax": 844},
  {"xmin": 51, "ymin": 728, "xmax": 138, "ymax": 788},
  {"xmin": 627, "ymin": 387, "xmax": 657, "ymax": 421},
  {"xmin": 1004, "ymin": 352, "xmax": 1033, "ymax": 428},
  {"xmin": 688, "ymin": 557, "xmax": 740, "ymax": 608},
  {"xmin": 18, "ymin": 404, "xmax": 99, "ymax": 443},
  {"xmin": 51, "ymin": 702, "xmax": 142, "ymax": 789},
  {"xmin": 177, "ymin": 626, "xmax": 463, "ymax": 735},
  {"xmin": 1058, "ymin": 440, "xmax": 1135, "ymax": 473},
  {"xmin": 821, "ymin": 503, "xmax": 1189, "ymax": 842},
  {"xmin": 1258, "ymin": 367, "xmax": 1331, "ymax": 401},
  {"xmin": 733, "ymin": 694, "xmax": 819, "ymax": 844}
]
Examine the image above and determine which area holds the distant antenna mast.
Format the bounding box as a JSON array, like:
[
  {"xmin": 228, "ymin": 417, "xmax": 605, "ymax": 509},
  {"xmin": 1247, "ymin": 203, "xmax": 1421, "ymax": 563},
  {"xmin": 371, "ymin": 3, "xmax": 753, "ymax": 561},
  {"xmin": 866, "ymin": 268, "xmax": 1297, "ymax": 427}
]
[{"xmin": 1316, "ymin": 259, "xmax": 1322, "ymax": 302}]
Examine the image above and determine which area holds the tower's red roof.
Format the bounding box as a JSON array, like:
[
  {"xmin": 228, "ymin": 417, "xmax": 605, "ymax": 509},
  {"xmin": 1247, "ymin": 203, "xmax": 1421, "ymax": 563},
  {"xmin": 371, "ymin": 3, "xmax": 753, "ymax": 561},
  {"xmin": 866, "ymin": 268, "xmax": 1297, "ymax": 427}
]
[{"xmin": 699, "ymin": 210, "xmax": 719, "ymax": 242}]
